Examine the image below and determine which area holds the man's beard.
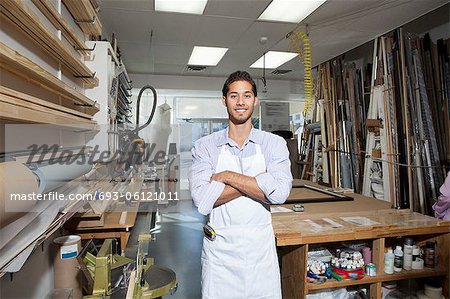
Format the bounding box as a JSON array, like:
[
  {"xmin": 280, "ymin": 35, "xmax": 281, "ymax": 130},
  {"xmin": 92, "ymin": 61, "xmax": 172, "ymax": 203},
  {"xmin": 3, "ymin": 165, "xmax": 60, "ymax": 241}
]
[{"xmin": 227, "ymin": 105, "xmax": 254, "ymax": 125}]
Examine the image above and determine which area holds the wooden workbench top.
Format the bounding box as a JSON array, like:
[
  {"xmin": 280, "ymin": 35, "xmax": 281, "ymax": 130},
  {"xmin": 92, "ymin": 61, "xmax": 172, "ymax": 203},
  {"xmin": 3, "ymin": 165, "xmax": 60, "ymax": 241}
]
[{"xmin": 273, "ymin": 180, "xmax": 450, "ymax": 246}]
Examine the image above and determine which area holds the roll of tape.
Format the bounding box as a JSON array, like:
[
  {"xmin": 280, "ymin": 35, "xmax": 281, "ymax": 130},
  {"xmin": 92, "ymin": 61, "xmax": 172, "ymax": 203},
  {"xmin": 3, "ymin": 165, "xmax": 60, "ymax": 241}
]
[{"xmin": 412, "ymin": 257, "xmax": 424, "ymax": 270}]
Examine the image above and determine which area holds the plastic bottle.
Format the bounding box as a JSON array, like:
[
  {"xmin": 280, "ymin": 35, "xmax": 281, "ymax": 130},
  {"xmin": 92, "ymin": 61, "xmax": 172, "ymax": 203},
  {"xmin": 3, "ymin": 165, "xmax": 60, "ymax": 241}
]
[
  {"xmin": 403, "ymin": 238, "xmax": 413, "ymax": 270},
  {"xmin": 394, "ymin": 245, "xmax": 403, "ymax": 272},
  {"xmin": 384, "ymin": 248, "xmax": 395, "ymax": 274}
]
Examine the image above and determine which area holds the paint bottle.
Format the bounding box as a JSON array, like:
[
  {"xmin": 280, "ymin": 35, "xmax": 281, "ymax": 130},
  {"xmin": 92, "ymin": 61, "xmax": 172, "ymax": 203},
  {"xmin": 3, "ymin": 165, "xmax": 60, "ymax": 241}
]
[
  {"xmin": 425, "ymin": 242, "xmax": 435, "ymax": 268},
  {"xmin": 362, "ymin": 246, "xmax": 372, "ymax": 264},
  {"xmin": 403, "ymin": 238, "xmax": 413, "ymax": 270},
  {"xmin": 393, "ymin": 246, "xmax": 403, "ymax": 272},
  {"xmin": 384, "ymin": 248, "xmax": 395, "ymax": 274}
]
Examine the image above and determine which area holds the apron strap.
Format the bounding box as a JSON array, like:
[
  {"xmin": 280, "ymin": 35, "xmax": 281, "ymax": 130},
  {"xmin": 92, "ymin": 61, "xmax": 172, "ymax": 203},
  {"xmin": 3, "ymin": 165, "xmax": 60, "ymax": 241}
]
[{"xmin": 254, "ymin": 143, "xmax": 262, "ymax": 155}]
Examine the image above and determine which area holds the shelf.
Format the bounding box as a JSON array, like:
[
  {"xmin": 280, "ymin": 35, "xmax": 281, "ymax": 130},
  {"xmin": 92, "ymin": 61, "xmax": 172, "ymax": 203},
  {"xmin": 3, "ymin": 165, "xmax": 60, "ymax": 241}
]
[
  {"xmin": 307, "ymin": 267, "xmax": 447, "ymax": 292},
  {"xmin": 31, "ymin": 0, "xmax": 89, "ymax": 56},
  {"xmin": 0, "ymin": 174, "xmax": 101, "ymax": 276},
  {"xmin": 276, "ymin": 182, "xmax": 450, "ymax": 299},
  {"xmin": 62, "ymin": 0, "xmax": 102, "ymax": 36},
  {"xmin": 0, "ymin": 0, "xmax": 98, "ymax": 86},
  {"xmin": 0, "ymin": 41, "xmax": 100, "ymax": 114},
  {"xmin": 0, "ymin": 85, "xmax": 96, "ymax": 128}
]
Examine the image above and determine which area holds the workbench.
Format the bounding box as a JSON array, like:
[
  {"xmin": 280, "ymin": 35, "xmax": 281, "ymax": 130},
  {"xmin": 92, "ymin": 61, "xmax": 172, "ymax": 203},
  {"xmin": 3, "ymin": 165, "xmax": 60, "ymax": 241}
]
[
  {"xmin": 273, "ymin": 180, "xmax": 450, "ymax": 299},
  {"xmin": 65, "ymin": 201, "xmax": 139, "ymax": 254}
]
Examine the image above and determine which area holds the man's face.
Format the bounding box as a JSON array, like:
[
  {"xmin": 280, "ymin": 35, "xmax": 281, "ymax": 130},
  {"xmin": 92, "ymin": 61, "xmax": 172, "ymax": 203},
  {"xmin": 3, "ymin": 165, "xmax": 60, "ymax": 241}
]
[{"xmin": 222, "ymin": 80, "xmax": 258, "ymax": 125}]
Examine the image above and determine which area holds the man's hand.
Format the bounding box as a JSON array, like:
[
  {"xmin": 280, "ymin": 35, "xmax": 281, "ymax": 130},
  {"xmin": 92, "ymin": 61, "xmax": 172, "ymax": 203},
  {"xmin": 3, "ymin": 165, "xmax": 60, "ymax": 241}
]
[{"xmin": 210, "ymin": 170, "xmax": 232, "ymax": 184}]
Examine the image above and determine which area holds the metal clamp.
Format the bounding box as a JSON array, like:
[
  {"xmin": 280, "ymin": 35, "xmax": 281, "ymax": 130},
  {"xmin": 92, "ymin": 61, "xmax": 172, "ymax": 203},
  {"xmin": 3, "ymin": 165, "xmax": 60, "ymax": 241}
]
[
  {"xmin": 74, "ymin": 43, "xmax": 96, "ymax": 52},
  {"xmin": 75, "ymin": 16, "xmax": 97, "ymax": 24},
  {"xmin": 74, "ymin": 71, "xmax": 96, "ymax": 79},
  {"xmin": 74, "ymin": 101, "xmax": 96, "ymax": 107}
]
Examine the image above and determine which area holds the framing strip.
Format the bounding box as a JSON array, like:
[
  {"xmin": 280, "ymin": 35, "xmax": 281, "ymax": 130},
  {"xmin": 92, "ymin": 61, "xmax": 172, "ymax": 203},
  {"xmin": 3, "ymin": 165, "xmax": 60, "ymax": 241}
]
[
  {"xmin": 0, "ymin": 86, "xmax": 93, "ymax": 121},
  {"xmin": 31, "ymin": 0, "xmax": 89, "ymax": 56},
  {"xmin": 0, "ymin": 41, "xmax": 99, "ymax": 114},
  {"xmin": 62, "ymin": 0, "xmax": 102, "ymax": 36},
  {"xmin": 0, "ymin": 0, "xmax": 98, "ymax": 86}
]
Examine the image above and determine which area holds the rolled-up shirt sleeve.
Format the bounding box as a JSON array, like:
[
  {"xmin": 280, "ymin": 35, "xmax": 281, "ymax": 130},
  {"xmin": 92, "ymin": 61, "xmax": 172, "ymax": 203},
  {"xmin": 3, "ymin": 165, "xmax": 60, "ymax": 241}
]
[
  {"xmin": 255, "ymin": 137, "xmax": 292, "ymax": 204},
  {"xmin": 189, "ymin": 140, "xmax": 225, "ymax": 215}
]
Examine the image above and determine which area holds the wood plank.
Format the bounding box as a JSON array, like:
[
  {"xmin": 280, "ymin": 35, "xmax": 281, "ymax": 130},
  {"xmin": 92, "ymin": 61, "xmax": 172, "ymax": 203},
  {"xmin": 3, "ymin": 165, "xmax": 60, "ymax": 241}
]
[
  {"xmin": 0, "ymin": 95, "xmax": 96, "ymax": 126},
  {"xmin": 370, "ymin": 282, "xmax": 382, "ymax": 299},
  {"xmin": 372, "ymin": 238, "xmax": 385, "ymax": 271},
  {"xmin": 307, "ymin": 267, "xmax": 447, "ymax": 291},
  {"xmin": 31, "ymin": 0, "xmax": 88, "ymax": 56},
  {"xmin": 0, "ymin": 0, "xmax": 98, "ymax": 86},
  {"xmin": 125, "ymin": 270, "xmax": 136, "ymax": 299},
  {"xmin": 436, "ymin": 233, "xmax": 450, "ymax": 298},
  {"xmin": 0, "ymin": 42, "xmax": 99, "ymax": 114},
  {"xmin": 65, "ymin": 213, "xmax": 104, "ymax": 228},
  {"xmin": 0, "ymin": 94, "xmax": 95, "ymax": 124},
  {"xmin": 62, "ymin": 0, "xmax": 102, "ymax": 36},
  {"xmin": 119, "ymin": 211, "xmax": 128, "ymax": 225},
  {"xmin": 273, "ymin": 181, "xmax": 450, "ymax": 246},
  {"xmin": 279, "ymin": 245, "xmax": 308, "ymax": 298},
  {"xmin": 0, "ymin": 86, "xmax": 93, "ymax": 120}
]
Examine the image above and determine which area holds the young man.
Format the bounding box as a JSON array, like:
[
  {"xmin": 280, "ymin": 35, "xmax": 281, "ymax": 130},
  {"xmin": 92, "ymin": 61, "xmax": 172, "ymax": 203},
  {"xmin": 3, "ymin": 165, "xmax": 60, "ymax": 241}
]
[{"xmin": 189, "ymin": 71, "xmax": 293, "ymax": 299}]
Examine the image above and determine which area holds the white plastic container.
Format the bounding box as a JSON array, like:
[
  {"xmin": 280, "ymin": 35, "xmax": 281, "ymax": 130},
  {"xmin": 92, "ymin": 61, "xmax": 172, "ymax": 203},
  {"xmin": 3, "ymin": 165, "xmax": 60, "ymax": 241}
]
[
  {"xmin": 403, "ymin": 238, "xmax": 414, "ymax": 270},
  {"xmin": 393, "ymin": 246, "xmax": 403, "ymax": 272},
  {"xmin": 384, "ymin": 248, "xmax": 395, "ymax": 274}
]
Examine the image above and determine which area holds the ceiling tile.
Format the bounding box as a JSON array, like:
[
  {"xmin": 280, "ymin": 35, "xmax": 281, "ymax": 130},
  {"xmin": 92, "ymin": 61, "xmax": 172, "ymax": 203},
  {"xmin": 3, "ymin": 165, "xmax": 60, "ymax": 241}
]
[
  {"xmin": 204, "ymin": 0, "xmax": 271, "ymax": 19},
  {"xmin": 236, "ymin": 21, "xmax": 298, "ymax": 50},
  {"xmin": 193, "ymin": 16, "xmax": 254, "ymax": 47}
]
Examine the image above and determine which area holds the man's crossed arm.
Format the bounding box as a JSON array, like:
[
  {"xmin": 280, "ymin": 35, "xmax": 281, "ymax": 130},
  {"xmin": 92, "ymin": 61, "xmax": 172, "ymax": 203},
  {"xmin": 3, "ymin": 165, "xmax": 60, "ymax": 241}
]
[{"xmin": 211, "ymin": 171, "xmax": 266, "ymax": 208}]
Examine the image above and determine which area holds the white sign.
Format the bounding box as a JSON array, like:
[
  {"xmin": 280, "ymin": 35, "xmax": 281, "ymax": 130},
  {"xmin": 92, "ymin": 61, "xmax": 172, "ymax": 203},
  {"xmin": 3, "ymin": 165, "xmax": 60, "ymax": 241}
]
[{"xmin": 260, "ymin": 102, "xmax": 289, "ymax": 132}]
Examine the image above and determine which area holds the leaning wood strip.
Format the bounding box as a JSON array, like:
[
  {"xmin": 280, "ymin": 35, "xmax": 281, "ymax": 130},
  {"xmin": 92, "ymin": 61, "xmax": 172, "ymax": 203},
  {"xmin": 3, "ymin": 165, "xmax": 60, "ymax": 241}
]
[
  {"xmin": 0, "ymin": 41, "xmax": 99, "ymax": 114},
  {"xmin": 62, "ymin": 0, "xmax": 102, "ymax": 36},
  {"xmin": 0, "ymin": 0, "xmax": 98, "ymax": 86},
  {"xmin": 0, "ymin": 86, "xmax": 93, "ymax": 120},
  {"xmin": 31, "ymin": 0, "xmax": 88, "ymax": 56}
]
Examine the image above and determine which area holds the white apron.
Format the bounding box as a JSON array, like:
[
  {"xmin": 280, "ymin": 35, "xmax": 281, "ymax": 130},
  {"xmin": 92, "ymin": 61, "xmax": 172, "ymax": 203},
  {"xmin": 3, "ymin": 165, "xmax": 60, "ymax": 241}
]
[{"xmin": 201, "ymin": 144, "xmax": 281, "ymax": 299}]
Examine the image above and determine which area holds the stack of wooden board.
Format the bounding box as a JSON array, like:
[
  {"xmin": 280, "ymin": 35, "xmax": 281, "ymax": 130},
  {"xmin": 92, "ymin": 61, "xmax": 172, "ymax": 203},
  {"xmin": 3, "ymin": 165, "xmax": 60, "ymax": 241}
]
[
  {"xmin": 31, "ymin": 0, "xmax": 90, "ymax": 56},
  {"xmin": 0, "ymin": 42, "xmax": 99, "ymax": 115},
  {"xmin": 0, "ymin": 0, "xmax": 98, "ymax": 86},
  {"xmin": 304, "ymin": 28, "xmax": 449, "ymax": 215},
  {"xmin": 304, "ymin": 58, "xmax": 366, "ymax": 193},
  {"xmin": 0, "ymin": 86, "xmax": 96, "ymax": 126}
]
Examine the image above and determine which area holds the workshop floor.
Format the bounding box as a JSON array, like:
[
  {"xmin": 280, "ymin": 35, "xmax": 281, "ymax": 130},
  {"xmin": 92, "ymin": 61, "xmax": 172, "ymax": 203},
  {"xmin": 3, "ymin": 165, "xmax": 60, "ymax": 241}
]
[{"xmin": 113, "ymin": 191, "xmax": 205, "ymax": 299}]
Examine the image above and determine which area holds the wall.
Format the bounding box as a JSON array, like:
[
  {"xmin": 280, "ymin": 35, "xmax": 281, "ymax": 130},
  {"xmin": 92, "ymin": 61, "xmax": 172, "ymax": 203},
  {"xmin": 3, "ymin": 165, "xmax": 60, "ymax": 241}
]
[{"xmin": 0, "ymin": 231, "xmax": 60, "ymax": 298}]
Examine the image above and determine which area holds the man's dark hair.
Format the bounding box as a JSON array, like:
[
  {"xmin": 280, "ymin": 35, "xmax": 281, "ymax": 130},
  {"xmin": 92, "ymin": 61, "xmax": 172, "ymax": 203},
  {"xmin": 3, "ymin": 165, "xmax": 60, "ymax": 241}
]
[{"xmin": 222, "ymin": 71, "xmax": 257, "ymax": 97}]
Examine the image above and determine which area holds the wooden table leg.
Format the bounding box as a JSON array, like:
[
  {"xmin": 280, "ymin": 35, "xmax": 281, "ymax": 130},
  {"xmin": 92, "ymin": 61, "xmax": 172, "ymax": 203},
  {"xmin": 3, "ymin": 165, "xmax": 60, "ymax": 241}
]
[
  {"xmin": 120, "ymin": 231, "xmax": 130, "ymax": 255},
  {"xmin": 279, "ymin": 244, "xmax": 308, "ymax": 299}
]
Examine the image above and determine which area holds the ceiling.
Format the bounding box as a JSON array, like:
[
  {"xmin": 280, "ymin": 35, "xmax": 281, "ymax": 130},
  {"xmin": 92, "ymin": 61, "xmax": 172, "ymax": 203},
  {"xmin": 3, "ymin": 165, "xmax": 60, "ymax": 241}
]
[{"xmin": 99, "ymin": 0, "xmax": 448, "ymax": 82}]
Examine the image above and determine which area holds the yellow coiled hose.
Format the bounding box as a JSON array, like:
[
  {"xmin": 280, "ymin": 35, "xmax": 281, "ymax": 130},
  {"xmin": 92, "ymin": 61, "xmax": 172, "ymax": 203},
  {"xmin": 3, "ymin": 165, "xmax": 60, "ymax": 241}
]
[{"xmin": 288, "ymin": 32, "xmax": 313, "ymax": 116}]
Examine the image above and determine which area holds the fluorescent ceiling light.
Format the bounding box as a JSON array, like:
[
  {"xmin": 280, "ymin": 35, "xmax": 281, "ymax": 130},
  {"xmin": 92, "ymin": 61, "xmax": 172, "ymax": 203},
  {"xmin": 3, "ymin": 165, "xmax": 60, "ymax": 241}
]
[
  {"xmin": 250, "ymin": 51, "xmax": 298, "ymax": 69},
  {"xmin": 188, "ymin": 46, "xmax": 228, "ymax": 66},
  {"xmin": 155, "ymin": 0, "xmax": 208, "ymax": 15},
  {"xmin": 258, "ymin": 0, "xmax": 326, "ymax": 23}
]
